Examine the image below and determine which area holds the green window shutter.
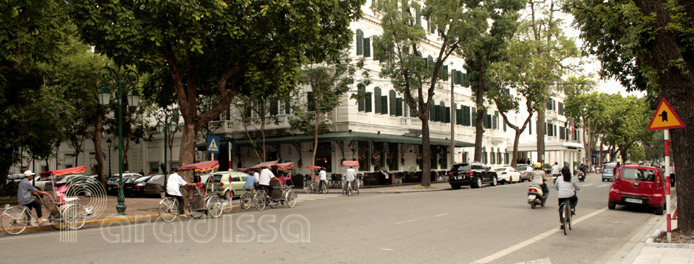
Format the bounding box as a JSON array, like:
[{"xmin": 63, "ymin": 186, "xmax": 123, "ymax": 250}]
[
  {"xmin": 529, "ymin": 120, "xmax": 532, "ymax": 135},
  {"xmin": 382, "ymin": 96, "xmax": 388, "ymax": 114},
  {"xmin": 374, "ymin": 87, "xmax": 382, "ymax": 114},
  {"xmin": 493, "ymin": 111, "xmax": 499, "ymax": 129},
  {"xmin": 396, "ymin": 98, "xmax": 403, "ymax": 116},
  {"xmin": 462, "ymin": 72, "xmax": 470, "ymax": 87},
  {"xmin": 440, "ymin": 65, "xmax": 449, "ymax": 80},
  {"xmin": 463, "ymin": 106, "xmax": 470, "ymax": 126},
  {"xmin": 389, "ymin": 91, "xmax": 396, "ymax": 116},
  {"xmin": 358, "ymin": 87, "xmax": 365, "ymax": 112},
  {"xmin": 560, "ymin": 126, "xmax": 565, "ymax": 139},
  {"xmin": 456, "ymin": 109, "xmax": 463, "ymax": 124},
  {"xmin": 445, "ymin": 107, "xmax": 450, "ymax": 123},
  {"xmin": 503, "ymin": 121, "xmax": 507, "ymax": 132},
  {"xmin": 307, "ymin": 92, "xmax": 315, "ymax": 111},
  {"xmin": 454, "ymin": 70, "xmax": 462, "ymax": 84},
  {"xmin": 285, "ymin": 99, "xmax": 291, "ymax": 114},
  {"xmin": 356, "ymin": 29, "xmax": 364, "ymax": 56},
  {"xmin": 558, "ymin": 102, "xmax": 564, "ymax": 115},
  {"xmin": 270, "ymin": 100, "xmax": 278, "ymax": 115},
  {"xmin": 365, "ymin": 92, "xmax": 372, "ymax": 112},
  {"xmin": 547, "ymin": 99, "xmax": 552, "ymax": 110},
  {"xmin": 363, "ymin": 37, "xmax": 371, "ymax": 57},
  {"xmin": 554, "ymin": 124, "xmax": 557, "ymax": 137},
  {"xmin": 416, "ymin": 7, "xmax": 421, "ymax": 26}
]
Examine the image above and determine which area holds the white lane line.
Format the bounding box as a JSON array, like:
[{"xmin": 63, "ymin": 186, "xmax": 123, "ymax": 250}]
[
  {"xmin": 582, "ymin": 183, "xmax": 594, "ymax": 187},
  {"xmin": 471, "ymin": 208, "xmax": 609, "ymax": 264},
  {"xmin": 396, "ymin": 213, "xmax": 448, "ymax": 225},
  {"xmin": 598, "ymin": 184, "xmax": 610, "ymax": 188}
]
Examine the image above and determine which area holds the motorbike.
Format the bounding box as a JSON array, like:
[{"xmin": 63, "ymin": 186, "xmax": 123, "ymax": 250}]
[
  {"xmin": 577, "ymin": 171, "xmax": 585, "ymax": 182},
  {"xmin": 527, "ymin": 184, "xmax": 548, "ymax": 209}
]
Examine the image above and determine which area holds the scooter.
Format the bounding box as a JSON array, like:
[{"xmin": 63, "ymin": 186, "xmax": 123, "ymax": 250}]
[
  {"xmin": 527, "ymin": 184, "xmax": 547, "ymax": 209},
  {"xmin": 577, "ymin": 171, "xmax": 585, "ymax": 182}
]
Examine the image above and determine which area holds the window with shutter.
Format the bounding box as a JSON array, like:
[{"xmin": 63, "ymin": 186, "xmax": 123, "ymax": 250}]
[
  {"xmin": 554, "ymin": 125, "xmax": 557, "ymax": 137},
  {"xmin": 427, "ymin": 56, "xmax": 434, "ymax": 69},
  {"xmin": 485, "ymin": 112, "xmax": 491, "ymax": 129},
  {"xmin": 429, "ymin": 103, "xmax": 435, "ymax": 121},
  {"xmin": 456, "ymin": 109, "xmax": 463, "ymax": 124},
  {"xmin": 560, "ymin": 126, "xmax": 565, "ymax": 139},
  {"xmin": 374, "ymin": 87, "xmax": 382, "ymax": 114},
  {"xmin": 529, "ymin": 120, "xmax": 532, "ymax": 135},
  {"xmin": 463, "ymin": 106, "xmax": 470, "ymax": 126},
  {"xmin": 270, "ymin": 100, "xmax": 278, "ymax": 115},
  {"xmin": 547, "ymin": 99, "xmax": 552, "ymax": 110},
  {"xmin": 445, "ymin": 107, "xmax": 450, "ymax": 123},
  {"xmin": 307, "ymin": 92, "xmax": 315, "ymax": 111},
  {"xmin": 284, "ymin": 99, "xmax": 291, "ymax": 114},
  {"xmin": 416, "ymin": 7, "xmax": 421, "ymax": 26},
  {"xmin": 358, "ymin": 86, "xmax": 365, "ymax": 112},
  {"xmin": 462, "ymin": 72, "xmax": 470, "ymax": 87},
  {"xmin": 389, "ymin": 90, "xmax": 396, "ymax": 116},
  {"xmin": 363, "ymin": 37, "xmax": 371, "ymax": 57},
  {"xmin": 381, "ymin": 96, "xmax": 388, "ymax": 114},
  {"xmin": 493, "ymin": 111, "xmax": 499, "ymax": 129},
  {"xmin": 558, "ymin": 102, "xmax": 564, "ymax": 115},
  {"xmin": 365, "ymin": 92, "xmax": 372, "ymax": 112},
  {"xmin": 356, "ymin": 29, "xmax": 364, "ymax": 56},
  {"xmin": 396, "ymin": 98, "xmax": 403, "ymax": 116}
]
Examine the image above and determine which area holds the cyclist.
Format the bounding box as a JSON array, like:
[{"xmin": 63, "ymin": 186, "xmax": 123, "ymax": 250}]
[
  {"xmin": 551, "ymin": 162, "xmax": 561, "ymax": 184},
  {"xmin": 556, "ymin": 163, "xmax": 580, "ymax": 229},
  {"xmin": 166, "ymin": 167, "xmax": 195, "ymax": 217},
  {"xmin": 258, "ymin": 166, "xmax": 275, "ymax": 198},
  {"xmin": 318, "ymin": 168, "xmax": 327, "ymax": 191},
  {"xmin": 17, "ymin": 170, "xmax": 47, "ymax": 225},
  {"xmin": 344, "ymin": 166, "xmax": 356, "ymax": 193}
]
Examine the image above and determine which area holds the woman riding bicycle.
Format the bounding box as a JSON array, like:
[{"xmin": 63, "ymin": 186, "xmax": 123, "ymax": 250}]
[{"xmin": 555, "ymin": 163, "xmax": 580, "ymax": 229}]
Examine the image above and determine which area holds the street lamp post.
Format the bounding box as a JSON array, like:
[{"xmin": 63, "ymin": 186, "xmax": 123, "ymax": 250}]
[
  {"xmin": 99, "ymin": 66, "xmax": 139, "ymax": 216},
  {"xmin": 106, "ymin": 138, "xmax": 112, "ymax": 177}
]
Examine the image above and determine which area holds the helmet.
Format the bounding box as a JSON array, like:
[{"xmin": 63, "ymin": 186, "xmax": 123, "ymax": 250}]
[{"xmin": 533, "ymin": 163, "xmax": 542, "ymax": 169}]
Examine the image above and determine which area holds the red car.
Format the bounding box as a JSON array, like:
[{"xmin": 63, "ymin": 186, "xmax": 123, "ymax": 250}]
[{"xmin": 608, "ymin": 165, "xmax": 666, "ymax": 215}]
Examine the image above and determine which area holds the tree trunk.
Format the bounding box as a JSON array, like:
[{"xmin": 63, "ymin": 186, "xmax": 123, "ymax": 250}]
[
  {"xmin": 511, "ymin": 130, "xmax": 522, "ymax": 168},
  {"xmin": 179, "ymin": 120, "xmax": 197, "ymax": 182},
  {"xmin": 0, "ymin": 154, "xmax": 12, "ymax": 189},
  {"xmin": 421, "ymin": 118, "xmax": 431, "ymax": 187},
  {"xmin": 312, "ymin": 106, "xmax": 319, "ymax": 167},
  {"xmin": 93, "ymin": 105, "xmax": 106, "ymax": 186},
  {"xmin": 535, "ymin": 97, "xmax": 549, "ymax": 164},
  {"xmin": 632, "ymin": 0, "xmax": 694, "ymax": 233},
  {"xmin": 473, "ymin": 84, "xmax": 485, "ymax": 162}
]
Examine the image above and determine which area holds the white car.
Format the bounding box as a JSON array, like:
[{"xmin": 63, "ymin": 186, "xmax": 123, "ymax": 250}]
[{"xmin": 494, "ymin": 167, "xmax": 521, "ymax": 184}]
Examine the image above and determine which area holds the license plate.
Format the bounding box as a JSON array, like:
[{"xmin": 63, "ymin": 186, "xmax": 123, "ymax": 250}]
[
  {"xmin": 625, "ymin": 198, "xmax": 642, "ymax": 204},
  {"xmin": 528, "ymin": 195, "xmax": 536, "ymax": 200}
]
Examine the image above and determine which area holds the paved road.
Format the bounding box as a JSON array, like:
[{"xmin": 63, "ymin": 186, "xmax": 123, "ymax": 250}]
[{"xmin": 0, "ymin": 173, "xmax": 658, "ymax": 263}]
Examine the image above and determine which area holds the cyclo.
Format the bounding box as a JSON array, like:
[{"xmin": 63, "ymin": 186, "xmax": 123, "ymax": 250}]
[
  {"xmin": 1, "ymin": 166, "xmax": 90, "ymax": 235},
  {"xmin": 304, "ymin": 165, "xmax": 328, "ymax": 194},
  {"xmin": 159, "ymin": 161, "xmax": 223, "ymax": 222},
  {"xmin": 341, "ymin": 160, "xmax": 360, "ymax": 196},
  {"xmin": 253, "ymin": 161, "xmax": 297, "ymax": 211}
]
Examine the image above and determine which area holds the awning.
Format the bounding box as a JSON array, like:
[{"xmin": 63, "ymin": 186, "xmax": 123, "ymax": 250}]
[
  {"xmin": 199, "ymin": 131, "xmax": 473, "ymax": 149},
  {"xmin": 306, "ymin": 165, "xmax": 325, "ymax": 170},
  {"xmin": 274, "ymin": 162, "xmax": 294, "ymax": 171},
  {"xmin": 250, "ymin": 160, "xmax": 278, "ymax": 170},
  {"xmin": 39, "ymin": 166, "xmax": 87, "ymax": 178},
  {"xmin": 342, "ymin": 160, "xmax": 359, "ymax": 167},
  {"xmin": 178, "ymin": 161, "xmax": 219, "ymax": 173}
]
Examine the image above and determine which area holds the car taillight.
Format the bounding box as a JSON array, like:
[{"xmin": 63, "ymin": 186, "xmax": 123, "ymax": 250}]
[
  {"xmin": 448, "ymin": 173, "xmax": 453, "ymax": 177},
  {"xmin": 107, "ymin": 181, "xmax": 111, "ymax": 184},
  {"xmin": 656, "ymin": 174, "xmax": 661, "ymax": 184},
  {"xmin": 219, "ymin": 182, "xmax": 224, "ymax": 187},
  {"xmin": 529, "ymin": 188, "xmax": 535, "ymax": 192},
  {"xmin": 466, "ymin": 171, "xmax": 474, "ymax": 175}
]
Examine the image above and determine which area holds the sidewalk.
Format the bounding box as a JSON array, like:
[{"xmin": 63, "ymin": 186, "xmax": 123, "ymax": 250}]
[
  {"xmin": 2, "ymin": 182, "xmax": 451, "ymax": 236},
  {"xmin": 617, "ymin": 195, "xmax": 692, "ymax": 264}
]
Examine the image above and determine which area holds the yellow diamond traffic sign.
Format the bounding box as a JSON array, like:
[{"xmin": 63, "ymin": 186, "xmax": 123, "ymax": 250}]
[{"xmin": 648, "ymin": 98, "xmax": 685, "ymax": 130}]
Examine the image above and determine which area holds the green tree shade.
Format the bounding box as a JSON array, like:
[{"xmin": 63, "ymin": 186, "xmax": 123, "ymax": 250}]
[
  {"xmin": 0, "ymin": 0, "xmax": 70, "ymax": 186},
  {"xmin": 570, "ymin": 0, "xmax": 694, "ymax": 232},
  {"xmin": 68, "ymin": 0, "xmax": 365, "ymax": 177}
]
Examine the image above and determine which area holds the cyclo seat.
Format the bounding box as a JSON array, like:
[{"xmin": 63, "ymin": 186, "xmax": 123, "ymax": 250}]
[{"xmin": 269, "ymin": 179, "xmax": 282, "ymax": 199}]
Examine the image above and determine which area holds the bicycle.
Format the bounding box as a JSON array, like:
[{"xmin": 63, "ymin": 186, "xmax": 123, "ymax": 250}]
[
  {"xmin": 559, "ymin": 199, "xmax": 572, "ymax": 235},
  {"xmin": 305, "ymin": 178, "xmax": 328, "ymax": 194},
  {"xmin": 240, "ymin": 189, "xmax": 254, "ymax": 210},
  {"xmin": 1, "ymin": 194, "xmax": 86, "ymax": 235},
  {"xmin": 342, "ymin": 180, "xmax": 352, "ymax": 196},
  {"xmin": 158, "ymin": 184, "xmax": 223, "ymax": 222}
]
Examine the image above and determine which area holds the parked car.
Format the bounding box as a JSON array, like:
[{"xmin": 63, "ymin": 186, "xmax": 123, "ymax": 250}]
[
  {"xmin": 124, "ymin": 175, "xmax": 153, "ymax": 197},
  {"xmin": 143, "ymin": 174, "xmax": 165, "ymax": 197},
  {"xmin": 494, "ymin": 167, "xmax": 521, "ymax": 184},
  {"xmin": 608, "ymin": 165, "xmax": 666, "ymax": 215},
  {"xmin": 515, "ymin": 164, "xmax": 533, "ymax": 182},
  {"xmin": 208, "ymin": 171, "xmax": 250, "ymax": 199},
  {"xmin": 602, "ymin": 162, "xmax": 617, "ymax": 182},
  {"xmin": 447, "ymin": 162, "xmax": 498, "ymax": 189},
  {"xmin": 106, "ymin": 173, "xmax": 141, "ymax": 194}
]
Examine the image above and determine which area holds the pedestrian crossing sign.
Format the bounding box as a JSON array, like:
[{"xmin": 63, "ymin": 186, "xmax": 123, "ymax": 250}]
[
  {"xmin": 648, "ymin": 98, "xmax": 685, "ymax": 130},
  {"xmin": 207, "ymin": 135, "xmax": 220, "ymax": 153}
]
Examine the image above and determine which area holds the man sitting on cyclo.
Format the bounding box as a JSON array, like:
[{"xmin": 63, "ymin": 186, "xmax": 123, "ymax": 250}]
[
  {"xmin": 243, "ymin": 172, "xmax": 259, "ymax": 193},
  {"xmin": 17, "ymin": 170, "xmax": 47, "ymax": 225},
  {"xmin": 258, "ymin": 166, "xmax": 275, "ymax": 198}
]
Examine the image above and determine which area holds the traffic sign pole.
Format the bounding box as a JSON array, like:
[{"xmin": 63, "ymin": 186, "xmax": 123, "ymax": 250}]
[{"xmin": 665, "ymin": 129, "xmax": 671, "ymax": 242}]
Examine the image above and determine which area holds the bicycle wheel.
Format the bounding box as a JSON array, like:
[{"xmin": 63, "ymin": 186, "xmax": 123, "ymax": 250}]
[
  {"xmin": 269, "ymin": 199, "xmax": 278, "ymax": 209},
  {"xmin": 254, "ymin": 191, "xmax": 267, "ymax": 211},
  {"xmin": 286, "ymin": 190, "xmax": 297, "ymax": 208},
  {"xmin": 63, "ymin": 205, "xmax": 87, "ymax": 230},
  {"xmin": 567, "ymin": 205, "xmax": 573, "ymax": 231},
  {"xmin": 1, "ymin": 207, "xmax": 29, "ymax": 235},
  {"xmin": 561, "ymin": 204, "xmax": 568, "ymax": 236},
  {"xmin": 305, "ymin": 184, "xmax": 312, "ymax": 194},
  {"xmin": 206, "ymin": 196, "xmax": 223, "ymax": 218},
  {"xmin": 240, "ymin": 192, "xmax": 253, "ymax": 210},
  {"xmin": 223, "ymin": 190, "xmax": 234, "ymax": 214},
  {"xmin": 354, "ymin": 180, "xmax": 359, "ymax": 195},
  {"xmin": 321, "ymin": 183, "xmax": 328, "ymax": 194},
  {"xmin": 158, "ymin": 198, "xmax": 178, "ymax": 223}
]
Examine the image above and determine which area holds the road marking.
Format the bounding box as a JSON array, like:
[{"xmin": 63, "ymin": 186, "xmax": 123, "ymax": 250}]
[
  {"xmin": 598, "ymin": 184, "xmax": 610, "ymax": 188},
  {"xmin": 471, "ymin": 208, "xmax": 609, "ymax": 264},
  {"xmin": 381, "ymin": 248, "xmax": 395, "ymax": 251},
  {"xmin": 582, "ymin": 183, "xmax": 594, "ymax": 187},
  {"xmin": 514, "ymin": 258, "xmax": 552, "ymax": 264},
  {"xmin": 396, "ymin": 213, "xmax": 448, "ymax": 225}
]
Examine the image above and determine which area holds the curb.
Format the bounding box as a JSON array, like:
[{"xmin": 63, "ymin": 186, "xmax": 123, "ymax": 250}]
[{"xmin": 0, "ymin": 205, "xmax": 240, "ymax": 236}]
